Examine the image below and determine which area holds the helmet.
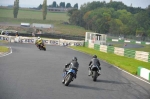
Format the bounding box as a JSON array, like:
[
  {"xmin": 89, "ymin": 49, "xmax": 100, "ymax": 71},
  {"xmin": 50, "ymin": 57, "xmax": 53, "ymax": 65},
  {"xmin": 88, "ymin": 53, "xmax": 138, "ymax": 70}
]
[
  {"xmin": 93, "ymin": 55, "xmax": 97, "ymax": 58},
  {"xmin": 72, "ymin": 57, "xmax": 77, "ymax": 61},
  {"xmin": 37, "ymin": 36, "xmax": 40, "ymax": 39}
]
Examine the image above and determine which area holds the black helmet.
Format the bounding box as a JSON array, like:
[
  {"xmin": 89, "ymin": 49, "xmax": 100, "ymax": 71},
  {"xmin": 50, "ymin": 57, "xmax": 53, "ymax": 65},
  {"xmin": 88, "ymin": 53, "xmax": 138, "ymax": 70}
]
[
  {"xmin": 93, "ymin": 55, "xmax": 97, "ymax": 58},
  {"xmin": 72, "ymin": 57, "xmax": 77, "ymax": 61}
]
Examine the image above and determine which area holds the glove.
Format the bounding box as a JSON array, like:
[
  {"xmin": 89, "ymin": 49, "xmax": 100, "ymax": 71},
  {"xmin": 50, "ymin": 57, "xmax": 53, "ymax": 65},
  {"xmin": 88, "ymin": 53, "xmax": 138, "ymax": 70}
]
[
  {"xmin": 88, "ymin": 66, "xmax": 91, "ymax": 70},
  {"xmin": 63, "ymin": 68, "xmax": 66, "ymax": 72},
  {"xmin": 65, "ymin": 64, "xmax": 68, "ymax": 68},
  {"xmin": 98, "ymin": 66, "xmax": 101, "ymax": 70}
]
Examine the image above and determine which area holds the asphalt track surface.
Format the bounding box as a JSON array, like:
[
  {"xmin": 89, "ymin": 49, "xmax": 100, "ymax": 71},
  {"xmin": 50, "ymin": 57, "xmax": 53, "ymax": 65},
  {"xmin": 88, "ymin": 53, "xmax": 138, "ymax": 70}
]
[{"xmin": 0, "ymin": 43, "xmax": 150, "ymax": 99}]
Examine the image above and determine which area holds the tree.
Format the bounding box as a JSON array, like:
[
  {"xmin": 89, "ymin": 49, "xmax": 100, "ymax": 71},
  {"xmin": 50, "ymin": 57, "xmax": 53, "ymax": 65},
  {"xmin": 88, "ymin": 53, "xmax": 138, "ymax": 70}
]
[
  {"xmin": 60, "ymin": 2, "xmax": 65, "ymax": 8},
  {"xmin": 13, "ymin": 0, "xmax": 19, "ymax": 18},
  {"xmin": 42, "ymin": 0, "xmax": 47, "ymax": 20},
  {"xmin": 66, "ymin": 3, "xmax": 71, "ymax": 8},
  {"xmin": 74, "ymin": 3, "xmax": 78, "ymax": 9},
  {"xmin": 37, "ymin": 4, "xmax": 42, "ymax": 10},
  {"xmin": 109, "ymin": 19, "xmax": 121, "ymax": 35},
  {"xmin": 69, "ymin": 10, "xmax": 80, "ymax": 25},
  {"xmin": 117, "ymin": 9, "xmax": 132, "ymax": 24},
  {"xmin": 106, "ymin": 1, "xmax": 127, "ymax": 11},
  {"xmin": 52, "ymin": 1, "xmax": 57, "ymax": 8},
  {"xmin": 83, "ymin": 11, "xmax": 92, "ymax": 30}
]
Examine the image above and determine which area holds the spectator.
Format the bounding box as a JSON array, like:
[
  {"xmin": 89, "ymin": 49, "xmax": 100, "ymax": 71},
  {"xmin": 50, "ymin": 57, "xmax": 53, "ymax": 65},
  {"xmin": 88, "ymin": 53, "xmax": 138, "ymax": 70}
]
[
  {"xmin": 15, "ymin": 31, "xmax": 19, "ymax": 36},
  {"xmin": 31, "ymin": 32, "xmax": 35, "ymax": 37},
  {"xmin": 5, "ymin": 31, "xmax": 9, "ymax": 36},
  {"xmin": 1, "ymin": 31, "xmax": 5, "ymax": 35}
]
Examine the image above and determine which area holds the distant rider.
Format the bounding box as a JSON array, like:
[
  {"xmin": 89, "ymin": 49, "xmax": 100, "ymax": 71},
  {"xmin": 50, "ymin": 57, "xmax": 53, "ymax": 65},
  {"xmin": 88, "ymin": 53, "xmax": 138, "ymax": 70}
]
[
  {"xmin": 35, "ymin": 36, "xmax": 44, "ymax": 48},
  {"xmin": 62, "ymin": 57, "xmax": 79, "ymax": 83},
  {"xmin": 88, "ymin": 55, "xmax": 101, "ymax": 76}
]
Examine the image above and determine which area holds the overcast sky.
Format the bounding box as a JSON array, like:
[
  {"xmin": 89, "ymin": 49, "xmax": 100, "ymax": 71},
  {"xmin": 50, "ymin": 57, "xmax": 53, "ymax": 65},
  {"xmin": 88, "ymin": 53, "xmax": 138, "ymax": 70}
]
[{"xmin": 0, "ymin": 0, "xmax": 150, "ymax": 8}]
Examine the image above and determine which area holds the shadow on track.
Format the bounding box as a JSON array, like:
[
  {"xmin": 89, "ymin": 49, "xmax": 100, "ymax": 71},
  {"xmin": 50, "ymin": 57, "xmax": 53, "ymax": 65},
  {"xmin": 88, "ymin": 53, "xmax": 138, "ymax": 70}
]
[
  {"xmin": 97, "ymin": 79, "xmax": 130, "ymax": 85},
  {"xmin": 68, "ymin": 84, "xmax": 115, "ymax": 91},
  {"xmin": 68, "ymin": 84, "xmax": 100, "ymax": 90}
]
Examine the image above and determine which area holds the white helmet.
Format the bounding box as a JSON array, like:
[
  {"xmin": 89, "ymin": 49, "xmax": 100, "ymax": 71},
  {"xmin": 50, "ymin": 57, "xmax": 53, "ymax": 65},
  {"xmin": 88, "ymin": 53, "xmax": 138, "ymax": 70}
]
[{"xmin": 37, "ymin": 36, "xmax": 40, "ymax": 39}]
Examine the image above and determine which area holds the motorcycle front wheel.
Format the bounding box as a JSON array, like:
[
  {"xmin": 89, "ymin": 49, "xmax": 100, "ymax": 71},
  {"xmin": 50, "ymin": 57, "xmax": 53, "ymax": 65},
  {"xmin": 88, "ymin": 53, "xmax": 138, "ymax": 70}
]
[{"xmin": 64, "ymin": 74, "xmax": 73, "ymax": 86}]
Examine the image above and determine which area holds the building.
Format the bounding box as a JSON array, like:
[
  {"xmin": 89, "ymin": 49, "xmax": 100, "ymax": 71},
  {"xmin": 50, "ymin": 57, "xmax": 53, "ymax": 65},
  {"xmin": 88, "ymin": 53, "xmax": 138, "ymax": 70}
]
[{"xmin": 47, "ymin": 7, "xmax": 77, "ymax": 12}]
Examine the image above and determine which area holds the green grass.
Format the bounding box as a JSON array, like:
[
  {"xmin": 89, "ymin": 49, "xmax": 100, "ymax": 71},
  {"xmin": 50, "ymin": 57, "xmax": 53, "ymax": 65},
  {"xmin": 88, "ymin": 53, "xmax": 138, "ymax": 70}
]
[
  {"xmin": 70, "ymin": 46, "xmax": 150, "ymax": 75},
  {"xmin": 0, "ymin": 8, "xmax": 69, "ymax": 21},
  {"xmin": 0, "ymin": 8, "xmax": 91, "ymax": 36},
  {"xmin": 0, "ymin": 46, "xmax": 9, "ymax": 52}
]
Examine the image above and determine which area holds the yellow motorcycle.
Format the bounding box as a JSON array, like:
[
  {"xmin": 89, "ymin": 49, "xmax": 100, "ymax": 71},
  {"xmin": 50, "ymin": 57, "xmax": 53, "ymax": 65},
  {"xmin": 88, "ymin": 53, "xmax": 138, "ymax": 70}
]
[{"xmin": 38, "ymin": 43, "xmax": 46, "ymax": 51}]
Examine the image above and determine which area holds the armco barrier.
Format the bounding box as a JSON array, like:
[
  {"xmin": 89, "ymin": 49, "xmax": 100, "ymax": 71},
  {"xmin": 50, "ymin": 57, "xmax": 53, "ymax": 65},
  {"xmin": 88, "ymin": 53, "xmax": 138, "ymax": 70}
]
[{"xmin": 137, "ymin": 67, "xmax": 150, "ymax": 81}]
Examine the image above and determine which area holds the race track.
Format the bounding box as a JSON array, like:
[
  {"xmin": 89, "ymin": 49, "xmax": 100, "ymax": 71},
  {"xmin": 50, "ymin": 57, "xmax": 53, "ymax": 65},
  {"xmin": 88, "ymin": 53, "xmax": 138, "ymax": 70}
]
[{"xmin": 0, "ymin": 43, "xmax": 150, "ymax": 99}]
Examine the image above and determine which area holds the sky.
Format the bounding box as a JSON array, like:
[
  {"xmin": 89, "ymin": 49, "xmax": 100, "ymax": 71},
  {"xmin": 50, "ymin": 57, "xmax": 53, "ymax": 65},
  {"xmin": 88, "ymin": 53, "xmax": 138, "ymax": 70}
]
[{"xmin": 0, "ymin": 0, "xmax": 150, "ymax": 8}]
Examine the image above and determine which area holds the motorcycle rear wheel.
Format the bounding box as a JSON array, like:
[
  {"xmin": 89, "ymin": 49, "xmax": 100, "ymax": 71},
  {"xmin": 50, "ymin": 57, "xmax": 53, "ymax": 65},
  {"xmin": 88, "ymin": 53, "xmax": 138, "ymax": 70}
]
[{"xmin": 93, "ymin": 71, "xmax": 98, "ymax": 81}]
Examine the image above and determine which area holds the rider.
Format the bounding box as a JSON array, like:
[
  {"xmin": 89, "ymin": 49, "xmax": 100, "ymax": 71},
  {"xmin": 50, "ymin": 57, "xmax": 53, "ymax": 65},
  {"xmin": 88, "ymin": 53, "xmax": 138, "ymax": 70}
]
[
  {"xmin": 88, "ymin": 55, "xmax": 101, "ymax": 76},
  {"xmin": 62, "ymin": 57, "xmax": 79, "ymax": 83},
  {"xmin": 35, "ymin": 36, "xmax": 44, "ymax": 48}
]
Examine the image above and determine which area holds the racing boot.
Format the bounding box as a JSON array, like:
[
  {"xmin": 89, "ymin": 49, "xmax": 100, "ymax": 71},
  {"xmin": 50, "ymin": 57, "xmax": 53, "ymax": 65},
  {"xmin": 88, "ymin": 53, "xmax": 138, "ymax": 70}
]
[
  {"xmin": 88, "ymin": 70, "xmax": 92, "ymax": 76},
  {"xmin": 62, "ymin": 79, "xmax": 65, "ymax": 84}
]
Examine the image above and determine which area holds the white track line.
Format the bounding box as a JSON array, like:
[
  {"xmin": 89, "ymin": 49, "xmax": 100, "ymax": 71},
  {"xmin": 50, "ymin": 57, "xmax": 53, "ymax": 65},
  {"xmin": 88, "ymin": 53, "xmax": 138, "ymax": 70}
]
[
  {"xmin": 69, "ymin": 47, "xmax": 150, "ymax": 85},
  {"xmin": 0, "ymin": 47, "xmax": 12, "ymax": 57}
]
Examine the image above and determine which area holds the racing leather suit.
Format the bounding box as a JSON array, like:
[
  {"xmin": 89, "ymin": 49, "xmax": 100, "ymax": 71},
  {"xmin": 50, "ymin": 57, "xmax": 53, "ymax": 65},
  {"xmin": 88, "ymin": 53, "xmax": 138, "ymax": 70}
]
[
  {"xmin": 63, "ymin": 60, "xmax": 79, "ymax": 78},
  {"xmin": 89, "ymin": 58, "xmax": 101, "ymax": 75}
]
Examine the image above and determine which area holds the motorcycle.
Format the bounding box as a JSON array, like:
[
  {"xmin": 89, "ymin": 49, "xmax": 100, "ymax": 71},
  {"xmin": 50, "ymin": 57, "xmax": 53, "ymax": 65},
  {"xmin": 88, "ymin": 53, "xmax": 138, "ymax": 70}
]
[
  {"xmin": 89, "ymin": 65, "xmax": 100, "ymax": 81},
  {"xmin": 35, "ymin": 43, "xmax": 46, "ymax": 51},
  {"xmin": 62, "ymin": 68, "xmax": 77, "ymax": 86},
  {"xmin": 38, "ymin": 43, "xmax": 46, "ymax": 51}
]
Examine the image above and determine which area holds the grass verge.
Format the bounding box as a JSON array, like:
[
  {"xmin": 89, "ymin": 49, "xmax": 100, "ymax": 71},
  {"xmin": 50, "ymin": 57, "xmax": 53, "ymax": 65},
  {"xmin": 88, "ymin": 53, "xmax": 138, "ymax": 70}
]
[
  {"xmin": 0, "ymin": 46, "xmax": 9, "ymax": 52},
  {"xmin": 70, "ymin": 46, "xmax": 150, "ymax": 75}
]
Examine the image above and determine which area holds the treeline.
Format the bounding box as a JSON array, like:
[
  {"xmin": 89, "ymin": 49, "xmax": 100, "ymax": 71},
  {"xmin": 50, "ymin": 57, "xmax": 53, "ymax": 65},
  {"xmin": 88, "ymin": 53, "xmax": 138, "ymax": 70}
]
[
  {"xmin": 68, "ymin": 1, "xmax": 150, "ymax": 38},
  {"xmin": 37, "ymin": 1, "xmax": 78, "ymax": 10}
]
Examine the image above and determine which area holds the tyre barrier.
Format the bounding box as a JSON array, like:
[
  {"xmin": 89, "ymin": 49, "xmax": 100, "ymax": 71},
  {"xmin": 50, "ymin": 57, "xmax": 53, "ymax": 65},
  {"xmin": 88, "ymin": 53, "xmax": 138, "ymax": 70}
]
[
  {"xmin": 138, "ymin": 67, "xmax": 150, "ymax": 81},
  {"xmin": 86, "ymin": 41, "xmax": 150, "ymax": 63}
]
